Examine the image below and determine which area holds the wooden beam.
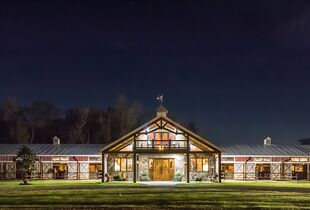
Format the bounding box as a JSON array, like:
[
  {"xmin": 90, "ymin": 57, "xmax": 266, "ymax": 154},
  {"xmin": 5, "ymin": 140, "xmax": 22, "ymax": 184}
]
[
  {"xmin": 186, "ymin": 153, "xmax": 190, "ymax": 183},
  {"xmin": 186, "ymin": 134, "xmax": 190, "ymax": 183},
  {"xmin": 218, "ymin": 153, "xmax": 222, "ymax": 183},
  {"xmin": 133, "ymin": 153, "xmax": 136, "ymax": 183},
  {"xmin": 133, "ymin": 134, "xmax": 137, "ymax": 183},
  {"xmin": 101, "ymin": 152, "xmax": 104, "ymax": 183}
]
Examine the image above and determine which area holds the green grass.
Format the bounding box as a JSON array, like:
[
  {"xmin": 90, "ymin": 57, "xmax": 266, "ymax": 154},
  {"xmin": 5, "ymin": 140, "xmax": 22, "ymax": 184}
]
[{"xmin": 0, "ymin": 180, "xmax": 310, "ymax": 209}]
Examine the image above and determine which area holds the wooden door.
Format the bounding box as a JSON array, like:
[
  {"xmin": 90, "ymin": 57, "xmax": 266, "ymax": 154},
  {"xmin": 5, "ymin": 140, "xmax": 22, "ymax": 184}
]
[{"xmin": 153, "ymin": 159, "xmax": 174, "ymax": 181}]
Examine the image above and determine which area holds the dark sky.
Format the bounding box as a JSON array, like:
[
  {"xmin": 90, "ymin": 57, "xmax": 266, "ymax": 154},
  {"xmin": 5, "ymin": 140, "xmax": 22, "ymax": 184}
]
[{"xmin": 1, "ymin": 0, "xmax": 310, "ymax": 145}]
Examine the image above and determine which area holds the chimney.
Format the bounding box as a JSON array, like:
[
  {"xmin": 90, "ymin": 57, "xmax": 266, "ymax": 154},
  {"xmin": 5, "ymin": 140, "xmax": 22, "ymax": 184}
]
[
  {"xmin": 53, "ymin": 136, "xmax": 60, "ymax": 145},
  {"xmin": 264, "ymin": 136, "xmax": 272, "ymax": 145}
]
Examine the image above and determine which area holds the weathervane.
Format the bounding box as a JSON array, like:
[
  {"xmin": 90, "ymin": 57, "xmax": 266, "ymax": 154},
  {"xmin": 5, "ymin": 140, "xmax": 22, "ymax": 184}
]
[{"xmin": 156, "ymin": 95, "xmax": 164, "ymax": 106}]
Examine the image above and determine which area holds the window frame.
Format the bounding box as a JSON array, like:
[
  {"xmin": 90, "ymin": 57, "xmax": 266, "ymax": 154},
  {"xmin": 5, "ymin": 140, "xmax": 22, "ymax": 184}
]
[
  {"xmin": 190, "ymin": 157, "xmax": 209, "ymax": 172},
  {"xmin": 114, "ymin": 157, "xmax": 133, "ymax": 172}
]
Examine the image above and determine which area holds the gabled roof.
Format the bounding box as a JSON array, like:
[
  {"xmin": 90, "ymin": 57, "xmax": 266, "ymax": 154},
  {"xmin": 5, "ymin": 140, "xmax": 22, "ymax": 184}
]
[
  {"xmin": 222, "ymin": 144, "xmax": 310, "ymax": 156},
  {"xmin": 101, "ymin": 115, "xmax": 224, "ymax": 152},
  {"xmin": 0, "ymin": 144, "xmax": 106, "ymax": 156},
  {"xmin": 156, "ymin": 105, "xmax": 168, "ymax": 113}
]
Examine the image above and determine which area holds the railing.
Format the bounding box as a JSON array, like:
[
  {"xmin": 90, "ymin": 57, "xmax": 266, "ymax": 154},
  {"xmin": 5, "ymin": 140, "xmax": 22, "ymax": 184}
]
[
  {"xmin": 135, "ymin": 140, "xmax": 187, "ymax": 150},
  {"xmin": 221, "ymin": 172, "xmax": 310, "ymax": 181},
  {"xmin": 0, "ymin": 172, "xmax": 102, "ymax": 180}
]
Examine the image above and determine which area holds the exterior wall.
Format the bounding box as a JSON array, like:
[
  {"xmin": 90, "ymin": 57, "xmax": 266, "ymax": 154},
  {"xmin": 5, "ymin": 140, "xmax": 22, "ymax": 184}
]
[
  {"xmin": 106, "ymin": 154, "xmax": 134, "ymax": 181},
  {"xmin": 190, "ymin": 153, "xmax": 217, "ymax": 181},
  {"xmin": 138, "ymin": 154, "xmax": 185, "ymax": 181},
  {"xmin": 6, "ymin": 162, "xmax": 16, "ymax": 179},
  {"xmin": 270, "ymin": 163, "xmax": 281, "ymax": 180},
  {"xmin": 42, "ymin": 162, "xmax": 53, "ymax": 179},
  {"xmin": 234, "ymin": 163, "xmax": 244, "ymax": 180},
  {"xmin": 1, "ymin": 153, "xmax": 310, "ymax": 181},
  {"xmin": 79, "ymin": 162, "xmax": 89, "ymax": 179},
  {"xmin": 245, "ymin": 163, "xmax": 255, "ymax": 180},
  {"xmin": 0, "ymin": 155, "xmax": 102, "ymax": 180},
  {"xmin": 68, "ymin": 162, "xmax": 78, "ymax": 179}
]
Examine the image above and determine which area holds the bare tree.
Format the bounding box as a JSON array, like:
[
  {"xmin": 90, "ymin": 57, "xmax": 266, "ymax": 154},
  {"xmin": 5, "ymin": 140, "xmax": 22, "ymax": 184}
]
[
  {"xmin": 114, "ymin": 95, "xmax": 142, "ymax": 136},
  {"xmin": 24, "ymin": 102, "xmax": 59, "ymax": 144},
  {"xmin": 0, "ymin": 98, "xmax": 29, "ymax": 143},
  {"xmin": 9, "ymin": 119, "xmax": 30, "ymax": 144},
  {"xmin": 67, "ymin": 107, "xmax": 90, "ymax": 144}
]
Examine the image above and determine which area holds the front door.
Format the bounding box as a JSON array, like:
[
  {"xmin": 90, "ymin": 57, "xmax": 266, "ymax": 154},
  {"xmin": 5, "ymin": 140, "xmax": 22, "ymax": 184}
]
[{"xmin": 152, "ymin": 159, "xmax": 174, "ymax": 181}]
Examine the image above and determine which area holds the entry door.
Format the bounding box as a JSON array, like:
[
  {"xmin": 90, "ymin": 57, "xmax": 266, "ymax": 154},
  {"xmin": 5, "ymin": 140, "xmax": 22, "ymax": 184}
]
[{"xmin": 153, "ymin": 159, "xmax": 174, "ymax": 181}]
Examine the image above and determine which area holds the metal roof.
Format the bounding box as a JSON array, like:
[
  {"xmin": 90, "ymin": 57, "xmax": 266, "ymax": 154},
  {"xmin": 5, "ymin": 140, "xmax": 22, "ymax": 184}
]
[
  {"xmin": 222, "ymin": 144, "xmax": 310, "ymax": 156},
  {"xmin": 0, "ymin": 144, "xmax": 106, "ymax": 156},
  {"xmin": 0, "ymin": 144, "xmax": 310, "ymax": 157}
]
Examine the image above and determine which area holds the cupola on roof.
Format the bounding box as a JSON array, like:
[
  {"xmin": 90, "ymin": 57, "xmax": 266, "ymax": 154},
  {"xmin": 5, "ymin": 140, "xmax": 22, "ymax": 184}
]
[{"xmin": 156, "ymin": 105, "xmax": 168, "ymax": 117}]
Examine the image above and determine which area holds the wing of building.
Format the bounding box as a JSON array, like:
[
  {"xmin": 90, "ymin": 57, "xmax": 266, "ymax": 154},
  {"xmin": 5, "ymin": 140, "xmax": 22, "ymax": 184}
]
[{"xmin": 0, "ymin": 106, "xmax": 309, "ymax": 182}]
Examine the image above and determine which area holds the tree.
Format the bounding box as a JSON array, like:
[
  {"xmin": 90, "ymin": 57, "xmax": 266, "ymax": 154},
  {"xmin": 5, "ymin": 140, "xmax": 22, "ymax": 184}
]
[
  {"xmin": 298, "ymin": 138, "xmax": 310, "ymax": 145},
  {"xmin": 24, "ymin": 102, "xmax": 60, "ymax": 144},
  {"xmin": 187, "ymin": 121, "xmax": 199, "ymax": 133},
  {"xmin": 9, "ymin": 119, "xmax": 30, "ymax": 144},
  {"xmin": 14, "ymin": 145, "xmax": 37, "ymax": 185},
  {"xmin": 114, "ymin": 95, "xmax": 142, "ymax": 137},
  {"xmin": 66, "ymin": 107, "xmax": 90, "ymax": 143}
]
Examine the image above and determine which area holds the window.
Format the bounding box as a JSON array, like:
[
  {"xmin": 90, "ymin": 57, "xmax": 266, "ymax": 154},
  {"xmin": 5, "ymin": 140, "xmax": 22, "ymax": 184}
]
[
  {"xmin": 162, "ymin": 133, "xmax": 168, "ymax": 140},
  {"xmin": 169, "ymin": 133, "xmax": 175, "ymax": 140},
  {"xmin": 52, "ymin": 157, "xmax": 69, "ymax": 161},
  {"xmin": 127, "ymin": 158, "xmax": 133, "ymax": 171},
  {"xmin": 147, "ymin": 133, "xmax": 154, "ymax": 140},
  {"xmin": 114, "ymin": 158, "xmax": 133, "ymax": 172},
  {"xmin": 190, "ymin": 158, "xmax": 209, "ymax": 172},
  {"xmin": 291, "ymin": 157, "xmax": 308, "ymax": 162},
  {"xmin": 294, "ymin": 164, "xmax": 304, "ymax": 172}
]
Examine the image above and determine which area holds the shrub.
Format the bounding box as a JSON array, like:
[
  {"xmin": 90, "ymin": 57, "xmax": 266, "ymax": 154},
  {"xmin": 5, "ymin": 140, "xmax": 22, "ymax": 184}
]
[
  {"xmin": 113, "ymin": 174, "xmax": 123, "ymax": 181},
  {"xmin": 141, "ymin": 172, "xmax": 150, "ymax": 181},
  {"xmin": 195, "ymin": 177, "xmax": 203, "ymax": 182},
  {"xmin": 172, "ymin": 173, "xmax": 183, "ymax": 182}
]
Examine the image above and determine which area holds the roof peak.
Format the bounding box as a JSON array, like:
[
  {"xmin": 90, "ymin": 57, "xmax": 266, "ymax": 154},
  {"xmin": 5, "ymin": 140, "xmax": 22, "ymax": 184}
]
[{"xmin": 156, "ymin": 105, "xmax": 168, "ymax": 117}]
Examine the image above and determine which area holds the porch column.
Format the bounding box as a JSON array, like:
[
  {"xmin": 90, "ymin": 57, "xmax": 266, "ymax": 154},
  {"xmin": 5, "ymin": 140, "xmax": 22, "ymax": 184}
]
[
  {"xmin": 218, "ymin": 153, "xmax": 222, "ymax": 183},
  {"xmin": 186, "ymin": 152, "xmax": 190, "ymax": 183},
  {"xmin": 133, "ymin": 152, "xmax": 137, "ymax": 183},
  {"xmin": 101, "ymin": 152, "xmax": 105, "ymax": 182},
  {"xmin": 308, "ymin": 163, "xmax": 310, "ymax": 181}
]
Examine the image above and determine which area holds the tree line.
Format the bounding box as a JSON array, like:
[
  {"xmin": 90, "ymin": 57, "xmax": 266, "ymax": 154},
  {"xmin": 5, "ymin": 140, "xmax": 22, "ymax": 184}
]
[
  {"xmin": 0, "ymin": 96, "xmax": 143, "ymax": 144},
  {"xmin": 0, "ymin": 96, "xmax": 199, "ymax": 144}
]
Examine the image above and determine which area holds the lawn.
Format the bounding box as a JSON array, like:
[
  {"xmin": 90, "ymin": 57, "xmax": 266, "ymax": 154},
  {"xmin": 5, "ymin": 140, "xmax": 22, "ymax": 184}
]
[{"xmin": 0, "ymin": 180, "xmax": 310, "ymax": 209}]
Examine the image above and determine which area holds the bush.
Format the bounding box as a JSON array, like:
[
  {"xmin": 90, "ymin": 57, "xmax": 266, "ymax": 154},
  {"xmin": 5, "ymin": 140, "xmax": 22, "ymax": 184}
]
[
  {"xmin": 141, "ymin": 172, "xmax": 150, "ymax": 181},
  {"xmin": 172, "ymin": 173, "xmax": 183, "ymax": 182},
  {"xmin": 195, "ymin": 177, "xmax": 203, "ymax": 182},
  {"xmin": 113, "ymin": 174, "xmax": 123, "ymax": 181}
]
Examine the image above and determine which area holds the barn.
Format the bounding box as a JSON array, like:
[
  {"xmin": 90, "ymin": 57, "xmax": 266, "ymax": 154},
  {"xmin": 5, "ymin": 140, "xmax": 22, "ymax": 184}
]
[{"xmin": 0, "ymin": 106, "xmax": 309, "ymax": 182}]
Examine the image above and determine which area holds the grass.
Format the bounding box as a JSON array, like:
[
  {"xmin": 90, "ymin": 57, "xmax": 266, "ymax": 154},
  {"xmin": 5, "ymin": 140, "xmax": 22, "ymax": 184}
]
[{"xmin": 0, "ymin": 180, "xmax": 310, "ymax": 209}]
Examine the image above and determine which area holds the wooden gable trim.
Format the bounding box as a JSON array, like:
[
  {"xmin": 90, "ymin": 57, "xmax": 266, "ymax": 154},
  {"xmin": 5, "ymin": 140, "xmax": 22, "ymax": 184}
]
[
  {"xmin": 101, "ymin": 116, "xmax": 162, "ymax": 152},
  {"xmin": 160, "ymin": 116, "xmax": 223, "ymax": 152},
  {"xmin": 101, "ymin": 115, "xmax": 223, "ymax": 153}
]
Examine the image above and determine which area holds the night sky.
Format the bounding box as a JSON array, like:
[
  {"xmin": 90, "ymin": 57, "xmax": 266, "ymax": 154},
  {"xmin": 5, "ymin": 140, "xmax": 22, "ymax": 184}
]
[{"xmin": 1, "ymin": 0, "xmax": 310, "ymax": 145}]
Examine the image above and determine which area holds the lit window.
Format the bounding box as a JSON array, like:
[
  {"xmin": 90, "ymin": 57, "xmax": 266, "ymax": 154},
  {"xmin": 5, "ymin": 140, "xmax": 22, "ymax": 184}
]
[
  {"xmin": 127, "ymin": 158, "xmax": 133, "ymax": 171},
  {"xmin": 114, "ymin": 158, "xmax": 133, "ymax": 172},
  {"xmin": 147, "ymin": 133, "xmax": 154, "ymax": 140},
  {"xmin": 202, "ymin": 158, "xmax": 208, "ymax": 171},
  {"xmin": 169, "ymin": 133, "xmax": 175, "ymax": 140},
  {"xmin": 190, "ymin": 158, "xmax": 197, "ymax": 171},
  {"xmin": 121, "ymin": 158, "xmax": 126, "ymax": 172},
  {"xmin": 162, "ymin": 133, "xmax": 168, "ymax": 140},
  {"xmin": 191, "ymin": 158, "xmax": 209, "ymax": 172},
  {"xmin": 197, "ymin": 158, "xmax": 203, "ymax": 172},
  {"xmin": 115, "ymin": 158, "xmax": 121, "ymax": 172}
]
